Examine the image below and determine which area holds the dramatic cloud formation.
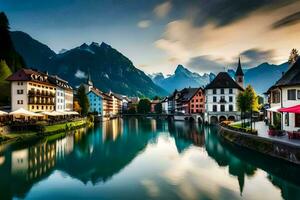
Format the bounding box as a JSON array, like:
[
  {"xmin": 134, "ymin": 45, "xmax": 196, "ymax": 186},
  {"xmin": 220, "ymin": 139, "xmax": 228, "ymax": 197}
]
[
  {"xmin": 187, "ymin": 56, "xmax": 225, "ymax": 74},
  {"xmin": 272, "ymin": 11, "xmax": 300, "ymax": 29},
  {"xmin": 241, "ymin": 48, "xmax": 276, "ymax": 67},
  {"xmin": 155, "ymin": 1, "xmax": 300, "ymax": 74},
  {"xmin": 154, "ymin": 1, "xmax": 172, "ymax": 19},
  {"xmin": 3, "ymin": 0, "xmax": 300, "ymax": 74},
  {"xmin": 137, "ymin": 20, "xmax": 151, "ymax": 28}
]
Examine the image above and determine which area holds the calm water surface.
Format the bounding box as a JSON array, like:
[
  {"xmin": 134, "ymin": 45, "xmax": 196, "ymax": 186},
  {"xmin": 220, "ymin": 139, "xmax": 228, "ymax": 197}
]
[{"xmin": 0, "ymin": 118, "xmax": 300, "ymax": 200}]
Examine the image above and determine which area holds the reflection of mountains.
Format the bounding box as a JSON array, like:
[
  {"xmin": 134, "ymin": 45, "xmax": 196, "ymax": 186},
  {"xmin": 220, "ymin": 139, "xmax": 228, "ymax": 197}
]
[
  {"xmin": 56, "ymin": 118, "xmax": 159, "ymax": 184},
  {"xmin": 0, "ymin": 118, "xmax": 160, "ymax": 199},
  {"xmin": 168, "ymin": 122, "xmax": 205, "ymax": 153}
]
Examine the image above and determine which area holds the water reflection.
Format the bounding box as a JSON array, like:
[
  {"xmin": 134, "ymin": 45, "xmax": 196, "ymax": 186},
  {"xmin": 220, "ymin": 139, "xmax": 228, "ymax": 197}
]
[{"xmin": 0, "ymin": 118, "xmax": 299, "ymax": 199}]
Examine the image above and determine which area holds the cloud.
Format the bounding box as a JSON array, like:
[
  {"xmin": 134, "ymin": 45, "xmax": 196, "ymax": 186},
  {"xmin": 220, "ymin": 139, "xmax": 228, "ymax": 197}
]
[
  {"xmin": 187, "ymin": 56, "xmax": 226, "ymax": 74},
  {"xmin": 137, "ymin": 20, "xmax": 151, "ymax": 28},
  {"xmin": 154, "ymin": 1, "xmax": 172, "ymax": 18},
  {"xmin": 155, "ymin": 1, "xmax": 300, "ymax": 70},
  {"xmin": 169, "ymin": 0, "xmax": 297, "ymax": 27},
  {"xmin": 75, "ymin": 69, "xmax": 87, "ymax": 79},
  {"xmin": 272, "ymin": 11, "xmax": 300, "ymax": 29},
  {"xmin": 241, "ymin": 48, "xmax": 276, "ymax": 67}
]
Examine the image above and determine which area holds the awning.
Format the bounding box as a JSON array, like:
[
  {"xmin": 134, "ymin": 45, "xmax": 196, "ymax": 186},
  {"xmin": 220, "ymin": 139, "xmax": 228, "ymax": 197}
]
[
  {"xmin": 9, "ymin": 108, "xmax": 44, "ymax": 117},
  {"xmin": 266, "ymin": 106, "xmax": 281, "ymax": 113},
  {"xmin": 63, "ymin": 111, "xmax": 79, "ymax": 115},
  {"xmin": 278, "ymin": 104, "xmax": 300, "ymax": 113},
  {"xmin": 42, "ymin": 111, "xmax": 64, "ymax": 116},
  {"xmin": 0, "ymin": 110, "xmax": 8, "ymax": 116}
]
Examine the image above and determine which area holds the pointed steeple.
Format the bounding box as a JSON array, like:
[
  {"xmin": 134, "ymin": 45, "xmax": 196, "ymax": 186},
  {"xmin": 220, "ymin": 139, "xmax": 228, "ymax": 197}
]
[
  {"xmin": 87, "ymin": 68, "xmax": 93, "ymax": 86},
  {"xmin": 235, "ymin": 57, "xmax": 244, "ymax": 76}
]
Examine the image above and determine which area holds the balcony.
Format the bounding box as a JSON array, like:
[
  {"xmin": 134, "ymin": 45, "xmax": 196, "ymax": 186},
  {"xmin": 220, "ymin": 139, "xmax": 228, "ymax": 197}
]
[{"xmin": 28, "ymin": 90, "xmax": 55, "ymax": 97}]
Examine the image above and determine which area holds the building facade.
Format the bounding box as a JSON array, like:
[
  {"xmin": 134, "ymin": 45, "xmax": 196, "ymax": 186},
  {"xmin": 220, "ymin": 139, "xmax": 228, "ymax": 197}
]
[
  {"xmin": 7, "ymin": 68, "xmax": 73, "ymax": 113},
  {"xmin": 174, "ymin": 87, "xmax": 205, "ymax": 114},
  {"xmin": 267, "ymin": 58, "xmax": 300, "ymax": 131},
  {"xmin": 87, "ymin": 88, "xmax": 103, "ymax": 115},
  {"xmin": 204, "ymin": 60, "xmax": 244, "ymax": 124}
]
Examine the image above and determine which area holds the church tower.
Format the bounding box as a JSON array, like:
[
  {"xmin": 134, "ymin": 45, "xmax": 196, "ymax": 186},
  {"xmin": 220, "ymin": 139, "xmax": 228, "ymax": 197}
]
[
  {"xmin": 83, "ymin": 69, "xmax": 93, "ymax": 93},
  {"xmin": 235, "ymin": 57, "xmax": 244, "ymax": 88}
]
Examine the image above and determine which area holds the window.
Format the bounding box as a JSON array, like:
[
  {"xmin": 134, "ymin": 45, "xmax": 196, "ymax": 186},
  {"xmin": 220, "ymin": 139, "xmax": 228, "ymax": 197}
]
[
  {"xmin": 288, "ymin": 89, "xmax": 296, "ymax": 100},
  {"xmin": 213, "ymin": 105, "xmax": 217, "ymax": 112},
  {"xmin": 229, "ymin": 105, "xmax": 233, "ymax": 111},
  {"xmin": 220, "ymin": 96, "xmax": 226, "ymax": 103},
  {"xmin": 229, "ymin": 88, "xmax": 233, "ymax": 94},
  {"xmin": 213, "ymin": 96, "xmax": 217, "ymax": 102},
  {"xmin": 229, "ymin": 96, "xmax": 233, "ymax": 102},
  {"xmin": 285, "ymin": 113, "xmax": 289, "ymax": 126},
  {"xmin": 213, "ymin": 89, "xmax": 216, "ymax": 94},
  {"xmin": 297, "ymin": 90, "xmax": 300, "ymax": 99},
  {"xmin": 221, "ymin": 89, "xmax": 224, "ymax": 94},
  {"xmin": 295, "ymin": 114, "xmax": 300, "ymax": 127},
  {"xmin": 238, "ymin": 77, "xmax": 243, "ymax": 82},
  {"xmin": 272, "ymin": 90, "xmax": 280, "ymax": 103},
  {"xmin": 221, "ymin": 105, "xmax": 225, "ymax": 112},
  {"xmin": 17, "ymin": 89, "xmax": 24, "ymax": 94},
  {"xmin": 17, "ymin": 100, "xmax": 23, "ymax": 104}
]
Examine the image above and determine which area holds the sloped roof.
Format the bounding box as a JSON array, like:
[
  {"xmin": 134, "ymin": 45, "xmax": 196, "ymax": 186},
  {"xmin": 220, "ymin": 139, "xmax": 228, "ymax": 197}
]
[
  {"xmin": 205, "ymin": 72, "xmax": 243, "ymax": 90},
  {"xmin": 235, "ymin": 57, "xmax": 244, "ymax": 76},
  {"xmin": 177, "ymin": 87, "xmax": 203, "ymax": 102},
  {"xmin": 269, "ymin": 58, "xmax": 300, "ymax": 90}
]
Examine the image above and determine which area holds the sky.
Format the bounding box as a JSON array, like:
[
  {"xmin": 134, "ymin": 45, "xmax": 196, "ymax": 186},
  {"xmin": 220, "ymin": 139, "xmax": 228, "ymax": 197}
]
[{"xmin": 1, "ymin": 0, "xmax": 300, "ymax": 75}]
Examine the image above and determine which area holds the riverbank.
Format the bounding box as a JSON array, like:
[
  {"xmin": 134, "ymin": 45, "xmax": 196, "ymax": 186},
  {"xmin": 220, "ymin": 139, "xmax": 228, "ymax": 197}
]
[
  {"xmin": 219, "ymin": 124, "xmax": 300, "ymax": 165},
  {"xmin": 0, "ymin": 118, "xmax": 91, "ymax": 145}
]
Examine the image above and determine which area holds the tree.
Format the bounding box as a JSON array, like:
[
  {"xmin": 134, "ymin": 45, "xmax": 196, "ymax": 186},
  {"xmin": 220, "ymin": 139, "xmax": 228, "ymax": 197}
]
[
  {"xmin": 0, "ymin": 12, "xmax": 25, "ymax": 72},
  {"xmin": 127, "ymin": 105, "xmax": 137, "ymax": 114},
  {"xmin": 153, "ymin": 96, "xmax": 161, "ymax": 100},
  {"xmin": 0, "ymin": 60, "xmax": 12, "ymax": 105},
  {"xmin": 77, "ymin": 84, "xmax": 89, "ymax": 116},
  {"xmin": 237, "ymin": 85, "xmax": 259, "ymax": 129},
  {"xmin": 73, "ymin": 100, "xmax": 82, "ymax": 113},
  {"xmin": 137, "ymin": 98, "xmax": 151, "ymax": 114},
  {"xmin": 154, "ymin": 103, "xmax": 162, "ymax": 114},
  {"xmin": 288, "ymin": 48, "xmax": 299, "ymax": 65}
]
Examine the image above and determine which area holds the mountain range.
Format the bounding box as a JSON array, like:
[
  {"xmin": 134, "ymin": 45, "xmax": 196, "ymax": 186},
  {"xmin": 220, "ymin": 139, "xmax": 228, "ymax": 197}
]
[
  {"xmin": 9, "ymin": 30, "xmax": 290, "ymax": 98},
  {"xmin": 10, "ymin": 31, "xmax": 167, "ymax": 97},
  {"xmin": 150, "ymin": 63, "xmax": 289, "ymax": 95},
  {"xmin": 149, "ymin": 65, "xmax": 215, "ymax": 93}
]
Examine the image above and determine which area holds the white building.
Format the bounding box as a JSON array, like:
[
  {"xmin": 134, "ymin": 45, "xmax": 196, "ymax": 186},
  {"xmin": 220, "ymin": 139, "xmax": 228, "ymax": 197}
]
[
  {"xmin": 204, "ymin": 59, "xmax": 244, "ymax": 124},
  {"xmin": 161, "ymin": 97, "xmax": 168, "ymax": 114},
  {"xmin": 267, "ymin": 58, "xmax": 300, "ymax": 131},
  {"xmin": 6, "ymin": 68, "xmax": 73, "ymax": 113}
]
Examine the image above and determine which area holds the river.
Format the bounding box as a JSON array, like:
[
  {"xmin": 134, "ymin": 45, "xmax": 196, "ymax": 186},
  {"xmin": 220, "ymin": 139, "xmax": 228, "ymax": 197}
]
[{"xmin": 0, "ymin": 118, "xmax": 299, "ymax": 200}]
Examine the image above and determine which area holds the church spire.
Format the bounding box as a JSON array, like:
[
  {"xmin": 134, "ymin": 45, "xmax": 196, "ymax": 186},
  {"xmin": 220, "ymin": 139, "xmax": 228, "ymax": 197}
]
[
  {"xmin": 235, "ymin": 57, "xmax": 244, "ymax": 76},
  {"xmin": 235, "ymin": 56, "xmax": 244, "ymax": 88},
  {"xmin": 87, "ymin": 68, "xmax": 93, "ymax": 86}
]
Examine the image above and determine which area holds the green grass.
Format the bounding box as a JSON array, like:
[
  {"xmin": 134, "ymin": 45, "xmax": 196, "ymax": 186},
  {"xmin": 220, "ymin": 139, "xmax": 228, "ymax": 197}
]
[
  {"xmin": 44, "ymin": 120, "xmax": 86, "ymax": 132},
  {"xmin": 229, "ymin": 123, "xmax": 256, "ymax": 132}
]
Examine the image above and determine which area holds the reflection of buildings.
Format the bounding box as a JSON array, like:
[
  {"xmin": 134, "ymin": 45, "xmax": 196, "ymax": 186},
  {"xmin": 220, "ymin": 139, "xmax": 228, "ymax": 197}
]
[
  {"xmin": 11, "ymin": 142, "xmax": 57, "ymax": 182},
  {"xmin": 168, "ymin": 122, "xmax": 205, "ymax": 153},
  {"xmin": 102, "ymin": 118, "xmax": 123, "ymax": 141},
  {"xmin": 204, "ymin": 127, "xmax": 256, "ymax": 195},
  {"xmin": 56, "ymin": 134, "xmax": 74, "ymax": 160}
]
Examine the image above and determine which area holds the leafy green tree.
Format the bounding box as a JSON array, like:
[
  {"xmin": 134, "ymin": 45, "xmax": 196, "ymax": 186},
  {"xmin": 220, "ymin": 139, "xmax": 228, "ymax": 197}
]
[
  {"xmin": 77, "ymin": 84, "xmax": 90, "ymax": 116},
  {"xmin": 137, "ymin": 99, "xmax": 151, "ymax": 114},
  {"xmin": 154, "ymin": 103, "xmax": 162, "ymax": 114},
  {"xmin": 0, "ymin": 12, "xmax": 25, "ymax": 72},
  {"xmin": 237, "ymin": 85, "xmax": 259, "ymax": 129},
  {"xmin": 0, "ymin": 60, "xmax": 12, "ymax": 105},
  {"xmin": 127, "ymin": 105, "xmax": 137, "ymax": 114}
]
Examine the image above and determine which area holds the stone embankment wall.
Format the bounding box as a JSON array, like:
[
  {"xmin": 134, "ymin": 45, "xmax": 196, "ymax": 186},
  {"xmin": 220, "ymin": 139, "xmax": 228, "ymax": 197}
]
[{"xmin": 219, "ymin": 125, "xmax": 300, "ymax": 165}]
